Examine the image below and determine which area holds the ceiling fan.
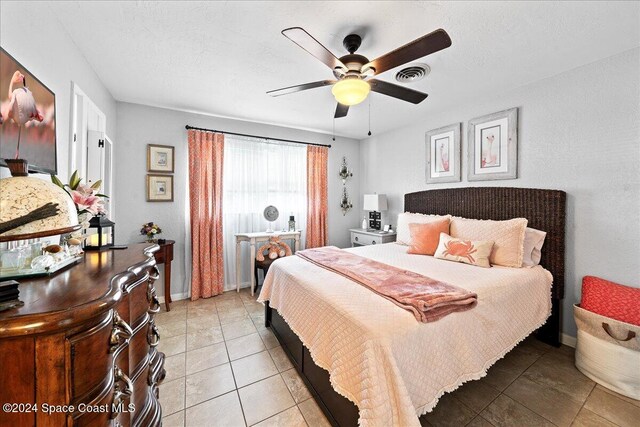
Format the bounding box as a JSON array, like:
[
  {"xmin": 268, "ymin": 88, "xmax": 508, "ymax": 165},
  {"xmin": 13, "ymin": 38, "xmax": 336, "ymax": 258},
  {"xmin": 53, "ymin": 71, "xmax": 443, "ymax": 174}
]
[{"xmin": 267, "ymin": 27, "xmax": 452, "ymax": 118}]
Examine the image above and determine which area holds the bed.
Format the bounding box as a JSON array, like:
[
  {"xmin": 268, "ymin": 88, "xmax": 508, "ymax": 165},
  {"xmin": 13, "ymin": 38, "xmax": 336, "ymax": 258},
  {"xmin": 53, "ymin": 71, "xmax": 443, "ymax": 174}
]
[{"xmin": 260, "ymin": 187, "xmax": 566, "ymax": 426}]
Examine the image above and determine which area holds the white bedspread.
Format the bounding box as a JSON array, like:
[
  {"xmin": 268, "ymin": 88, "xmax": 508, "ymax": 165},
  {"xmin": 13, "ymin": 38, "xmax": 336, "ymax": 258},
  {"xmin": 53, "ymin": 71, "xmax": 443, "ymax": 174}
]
[{"xmin": 258, "ymin": 243, "xmax": 552, "ymax": 427}]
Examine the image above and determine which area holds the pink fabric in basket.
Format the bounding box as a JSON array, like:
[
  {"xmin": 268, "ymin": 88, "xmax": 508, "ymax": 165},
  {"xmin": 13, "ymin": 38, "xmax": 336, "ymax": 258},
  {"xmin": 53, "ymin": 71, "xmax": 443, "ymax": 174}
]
[
  {"xmin": 581, "ymin": 276, "xmax": 640, "ymax": 326},
  {"xmin": 296, "ymin": 246, "xmax": 477, "ymax": 322}
]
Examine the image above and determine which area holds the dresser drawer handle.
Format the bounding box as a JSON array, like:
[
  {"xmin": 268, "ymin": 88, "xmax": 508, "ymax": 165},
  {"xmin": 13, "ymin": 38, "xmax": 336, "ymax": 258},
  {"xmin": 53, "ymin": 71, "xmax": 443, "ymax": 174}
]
[
  {"xmin": 149, "ymin": 295, "xmax": 161, "ymax": 314},
  {"xmin": 372, "ymin": 240, "xmax": 376, "ymax": 245},
  {"xmin": 148, "ymin": 323, "xmax": 160, "ymax": 347},
  {"xmin": 109, "ymin": 312, "xmax": 133, "ymax": 352},
  {"xmin": 147, "ymin": 283, "xmax": 157, "ymax": 301},
  {"xmin": 112, "ymin": 366, "xmax": 133, "ymax": 417},
  {"xmin": 149, "ymin": 265, "xmax": 160, "ymax": 281},
  {"xmin": 354, "ymin": 236, "xmax": 359, "ymax": 242}
]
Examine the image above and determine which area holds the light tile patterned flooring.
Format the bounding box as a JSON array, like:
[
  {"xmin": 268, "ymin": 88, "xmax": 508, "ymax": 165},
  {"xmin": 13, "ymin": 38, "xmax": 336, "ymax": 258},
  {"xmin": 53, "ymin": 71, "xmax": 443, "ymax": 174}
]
[{"xmin": 157, "ymin": 288, "xmax": 640, "ymax": 427}]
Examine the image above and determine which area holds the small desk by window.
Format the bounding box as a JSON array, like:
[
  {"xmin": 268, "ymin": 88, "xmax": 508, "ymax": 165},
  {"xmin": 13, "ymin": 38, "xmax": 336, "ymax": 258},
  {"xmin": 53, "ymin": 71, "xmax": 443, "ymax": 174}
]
[{"xmin": 235, "ymin": 231, "xmax": 301, "ymax": 295}]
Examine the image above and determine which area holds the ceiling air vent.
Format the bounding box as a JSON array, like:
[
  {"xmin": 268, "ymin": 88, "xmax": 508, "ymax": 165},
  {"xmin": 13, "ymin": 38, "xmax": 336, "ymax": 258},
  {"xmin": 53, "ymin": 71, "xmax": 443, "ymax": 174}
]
[{"xmin": 395, "ymin": 64, "xmax": 430, "ymax": 83}]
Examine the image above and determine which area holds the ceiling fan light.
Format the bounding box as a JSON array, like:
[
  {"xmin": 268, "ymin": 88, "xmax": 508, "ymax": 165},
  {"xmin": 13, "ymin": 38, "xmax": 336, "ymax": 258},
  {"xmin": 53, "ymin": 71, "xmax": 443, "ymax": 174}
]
[{"xmin": 331, "ymin": 79, "xmax": 370, "ymax": 106}]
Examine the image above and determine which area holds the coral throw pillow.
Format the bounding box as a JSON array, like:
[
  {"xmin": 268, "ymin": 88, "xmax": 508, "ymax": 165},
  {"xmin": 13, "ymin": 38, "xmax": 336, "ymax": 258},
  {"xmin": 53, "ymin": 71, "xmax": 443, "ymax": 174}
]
[
  {"xmin": 434, "ymin": 233, "xmax": 494, "ymax": 268},
  {"xmin": 406, "ymin": 218, "xmax": 451, "ymax": 256},
  {"xmin": 581, "ymin": 276, "xmax": 640, "ymax": 326},
  {"xmin": 396, "ymin": 212, "xmax": 451, "ymax": 245}
]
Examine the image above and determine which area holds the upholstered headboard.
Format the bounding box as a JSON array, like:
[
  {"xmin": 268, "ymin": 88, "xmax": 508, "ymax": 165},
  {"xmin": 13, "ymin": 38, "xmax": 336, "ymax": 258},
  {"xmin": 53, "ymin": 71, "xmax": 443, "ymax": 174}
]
[{"xmin": 404, "ymin": 187, "xmax": 567, "ymax": 345}]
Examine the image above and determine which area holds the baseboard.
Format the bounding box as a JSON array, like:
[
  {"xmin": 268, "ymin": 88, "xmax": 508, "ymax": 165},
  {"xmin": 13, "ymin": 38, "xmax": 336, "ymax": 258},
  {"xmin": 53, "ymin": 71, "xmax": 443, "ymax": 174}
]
[
  {"xmin": 157, "ymin": 292, "xmax": 189, "ymax": 303},
  {"xmin": 561, "ymin": 333, "xmax": 577, "ymax": 348},
  {"xmin": 157, "ymin": 285, "xmax": 250, "ymax": 303},
  {"xmin": 223, "ymin": 282, "xmax": 251, "ymax": 292}
]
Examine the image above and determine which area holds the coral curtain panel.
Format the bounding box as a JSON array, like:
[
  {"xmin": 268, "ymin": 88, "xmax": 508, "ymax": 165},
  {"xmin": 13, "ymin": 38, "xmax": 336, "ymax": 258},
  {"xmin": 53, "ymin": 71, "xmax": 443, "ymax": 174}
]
[
  {"xmin": 188, "ymin": 130, "xmax": 225, "ymax": 300},
  {"xmin": 306, "ymin": 145, "xmax": 329, "ymax": 248}
]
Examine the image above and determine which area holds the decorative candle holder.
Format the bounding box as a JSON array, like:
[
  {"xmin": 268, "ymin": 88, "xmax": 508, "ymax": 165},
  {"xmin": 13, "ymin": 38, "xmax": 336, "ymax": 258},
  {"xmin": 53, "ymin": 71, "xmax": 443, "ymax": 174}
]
[
  {"xmin": 338, "ymin": 156, "xmax": 353, "ymax": 184},
  {"xmin": 340, "ymin": 186, "xmax": 353, "ymax": 216}
]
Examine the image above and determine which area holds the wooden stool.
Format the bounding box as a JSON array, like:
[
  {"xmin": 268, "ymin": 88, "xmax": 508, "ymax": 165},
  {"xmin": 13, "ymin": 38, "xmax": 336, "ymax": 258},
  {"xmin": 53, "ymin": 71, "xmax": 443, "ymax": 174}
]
[{"xmin": 254, "ymin": 257, "xmax": 275, "ymax": 289}]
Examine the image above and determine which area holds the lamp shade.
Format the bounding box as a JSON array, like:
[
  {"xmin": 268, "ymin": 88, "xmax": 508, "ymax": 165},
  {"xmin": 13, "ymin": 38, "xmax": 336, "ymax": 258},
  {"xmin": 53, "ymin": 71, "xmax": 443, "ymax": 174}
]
[
  {"xmin": 0, "ymin": 176, "xmax": 80, "ymax": 241},
  {"xmin": 363, "ymin": 194, "xmax": 388, "ymax": 211},
  {"xmin": 331, "ymin": 78, "xmax": 370, "ymax": 106}
]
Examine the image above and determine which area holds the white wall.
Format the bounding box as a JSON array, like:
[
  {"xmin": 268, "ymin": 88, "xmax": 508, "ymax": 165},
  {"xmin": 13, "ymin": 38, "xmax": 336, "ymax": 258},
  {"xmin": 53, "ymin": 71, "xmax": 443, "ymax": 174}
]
[
  {"xmin": 359, "ymin": 48, "xmax": 640, "ymax": 338},
  {"xmin": 0, "ymin": 1, "xmax": 117, "ymax": 180},
  {"xmin": 115, "ymin": 102, "xmax": 360, "ymax": 298}
]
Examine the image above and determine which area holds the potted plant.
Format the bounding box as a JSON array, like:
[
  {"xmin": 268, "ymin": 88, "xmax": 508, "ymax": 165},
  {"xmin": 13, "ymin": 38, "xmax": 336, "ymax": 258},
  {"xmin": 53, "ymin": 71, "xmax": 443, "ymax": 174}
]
[{"xmin": 50, "ymin": 171, "xmax": 108, "ymax": 254}]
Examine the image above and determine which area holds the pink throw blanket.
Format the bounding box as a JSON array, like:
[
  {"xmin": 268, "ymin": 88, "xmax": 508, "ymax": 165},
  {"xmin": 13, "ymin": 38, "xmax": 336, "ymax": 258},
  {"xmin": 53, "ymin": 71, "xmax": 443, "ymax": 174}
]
[{"xmin": 296, "ymin": 246, "xmax": 477, "ymax": 322}]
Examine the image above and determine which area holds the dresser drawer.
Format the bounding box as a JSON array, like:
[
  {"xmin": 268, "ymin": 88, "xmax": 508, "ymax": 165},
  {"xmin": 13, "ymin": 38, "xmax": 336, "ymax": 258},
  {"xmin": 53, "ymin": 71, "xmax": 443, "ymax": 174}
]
[
  {"xmin": 68, "ymin": 313, "xmax": 114, "ymax": 402},
  {"xmin": 351, "ymin": 233, "xmax": 382, "ymax": 246},
  {"xmin": 72, "ymin": 384, "xmax": 114, "ymax": 427},
  {"xmin": 131, "ymin": 364, "xmax": 151, "ymax": 423},
  {"xmin": 129, "ymin": 276, "xmax": 153, "ymax": 328},
  {"xmin": 130, "ymin": 317, "xmax": 151, "ymax": 376}
]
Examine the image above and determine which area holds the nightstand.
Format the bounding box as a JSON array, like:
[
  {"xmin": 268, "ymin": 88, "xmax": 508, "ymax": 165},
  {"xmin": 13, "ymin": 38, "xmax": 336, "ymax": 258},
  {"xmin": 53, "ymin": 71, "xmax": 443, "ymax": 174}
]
[{"xmin": 349, "ymin": 228, "xmax": 397, "ymax": 247}]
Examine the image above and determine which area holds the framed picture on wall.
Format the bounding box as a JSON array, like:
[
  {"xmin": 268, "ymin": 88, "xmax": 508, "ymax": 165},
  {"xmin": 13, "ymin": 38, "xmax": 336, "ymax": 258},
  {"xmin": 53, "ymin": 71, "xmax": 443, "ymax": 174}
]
[
  {"xmin": 147, "ymin": 144, "xmax": 175, "ymax": 173},
  {"xmin": 467, "ymin": 107, "xmax": 518, "ymax": 181},
  {"xmin": 425, "ymin": 123, "xmax": 461, "ymax": 184},
  {"xmin": 146, "ymin": 174, "xmax": 174, "ymax": 202}
]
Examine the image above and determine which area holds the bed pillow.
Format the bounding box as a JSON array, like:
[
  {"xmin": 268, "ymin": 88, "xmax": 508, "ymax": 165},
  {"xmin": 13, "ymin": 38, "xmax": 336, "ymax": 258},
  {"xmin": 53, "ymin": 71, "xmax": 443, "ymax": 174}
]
[
  {"xmin": 434, "ymin": 233, "xmax": 494, "ymax": 268},
  {"xmin": 396, "ymin": 212, "xmax": 451, "ymax": 245},
  {"xmin": 522, "ymin": 227, "xmax": 547, "ymax": 268},
  {"xmin": 406, "ymin": 218, "xmax": 451, "ymax": 256},
  {"xmin": 450, "ymin": 217, "xmax": 528, "ymax": 268}
]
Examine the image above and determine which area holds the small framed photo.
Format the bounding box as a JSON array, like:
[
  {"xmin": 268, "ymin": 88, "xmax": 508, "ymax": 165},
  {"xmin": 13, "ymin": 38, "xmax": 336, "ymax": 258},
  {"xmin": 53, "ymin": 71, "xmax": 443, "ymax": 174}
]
[
  {"xmin": 383, "ymin": 224, "xmax": 391, "ymax": 232},
  {"xmin": 147, "ymin": 174, "xmax": 174, "ymax": 202},
  {"xmin": 147, "ymin": 144, "xmax": 175, "ymax": 173},
  {"xmin": 468, "ymin": 108, "xmax": 518, "ymax": 181},
  {"xmin": 426, "ymin": 123, "xmax": 461, "ymax": 184}
]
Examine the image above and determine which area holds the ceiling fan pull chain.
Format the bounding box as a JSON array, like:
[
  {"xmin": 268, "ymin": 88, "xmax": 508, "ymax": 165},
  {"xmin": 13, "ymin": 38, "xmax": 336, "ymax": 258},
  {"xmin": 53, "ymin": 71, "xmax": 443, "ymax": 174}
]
[
  {"xmin": 332, "ymin": 116, "xmax": 336, "ymax": 141},
  {"xmin": 368, "ymin": 96, "xmax": 372, "ymax": 136}
]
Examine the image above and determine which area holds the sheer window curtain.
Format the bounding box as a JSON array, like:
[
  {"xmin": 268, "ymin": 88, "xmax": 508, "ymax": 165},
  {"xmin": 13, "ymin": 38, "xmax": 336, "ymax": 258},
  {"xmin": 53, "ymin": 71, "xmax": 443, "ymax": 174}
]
[{"xmin": 222, "ymin": 136, "xmax": 307, "ymax": 290}]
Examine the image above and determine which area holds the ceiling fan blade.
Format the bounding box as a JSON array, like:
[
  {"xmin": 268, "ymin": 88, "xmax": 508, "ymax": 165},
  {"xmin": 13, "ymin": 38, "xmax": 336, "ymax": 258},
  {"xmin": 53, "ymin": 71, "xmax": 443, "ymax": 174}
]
[
  {"xmin": 364, "ymin": 29, "xmax": 451, "ymax": 75},
  {"xmin": 369, "ymin": 79, "xmax": 428, "ymax": 104},
  {"xmin": 267, "ymin": 80, "xmax": 336, "ymax": 97},
  {"xmin": 282, "ymin": 27, "xmax": 347, "ymax": 72},
  {"xmin": 335, "ymin": 103, "xmax": 349, "ymax": 118}
]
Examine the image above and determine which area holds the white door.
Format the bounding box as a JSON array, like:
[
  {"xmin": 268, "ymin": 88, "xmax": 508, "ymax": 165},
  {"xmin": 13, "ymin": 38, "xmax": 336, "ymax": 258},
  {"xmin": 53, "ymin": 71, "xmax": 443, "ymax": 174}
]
[
  {"xmin": 86, "ymin": 130, "xmax": 105, "ymax": 186},
  {"xmin": 69, "ymin": 83, "xmax": 107, "ymax": 181}
]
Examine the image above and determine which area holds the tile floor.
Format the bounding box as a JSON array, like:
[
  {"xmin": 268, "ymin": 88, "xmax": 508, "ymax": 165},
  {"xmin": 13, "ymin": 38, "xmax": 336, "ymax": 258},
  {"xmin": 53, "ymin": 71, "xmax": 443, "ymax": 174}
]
[{"xmin": 157, "ymin": 288, "xmax": 640, "ymax": 427}]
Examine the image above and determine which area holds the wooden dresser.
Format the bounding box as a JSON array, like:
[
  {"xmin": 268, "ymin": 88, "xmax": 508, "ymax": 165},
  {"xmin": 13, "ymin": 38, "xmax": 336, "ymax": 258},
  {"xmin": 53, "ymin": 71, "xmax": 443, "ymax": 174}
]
[{"xmin": 0, "ymin": 244, "xmax": 165, "ymax": 426}]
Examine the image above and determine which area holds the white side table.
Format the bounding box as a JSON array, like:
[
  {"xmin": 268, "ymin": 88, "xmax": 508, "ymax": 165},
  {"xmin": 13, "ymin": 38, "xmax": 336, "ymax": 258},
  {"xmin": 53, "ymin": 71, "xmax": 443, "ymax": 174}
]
[
  {"xmin": 349, "ymin": 228, "xmax": 397, "ymax": 247},
  {"xmin": 235, "ymin": 230, "xmax": 301, "ymax": 295}
]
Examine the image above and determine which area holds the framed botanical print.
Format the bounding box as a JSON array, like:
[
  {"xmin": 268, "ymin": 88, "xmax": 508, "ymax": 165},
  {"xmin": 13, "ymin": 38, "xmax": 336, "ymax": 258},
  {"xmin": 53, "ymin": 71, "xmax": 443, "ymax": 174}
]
[
  {"xmin": 468, "ymin": 108, "xmax": 518, "ymax": 181},
  {"xmin": 147, "ymin": 144, "xmax": 175, "ymax": 173},
  {"xmin": 146, "ymin": 174, "xmax": 174, "ymax": 202},
  {"xmin": 425, "ymin": 123, "xmax": 461, "ymax": 183}
]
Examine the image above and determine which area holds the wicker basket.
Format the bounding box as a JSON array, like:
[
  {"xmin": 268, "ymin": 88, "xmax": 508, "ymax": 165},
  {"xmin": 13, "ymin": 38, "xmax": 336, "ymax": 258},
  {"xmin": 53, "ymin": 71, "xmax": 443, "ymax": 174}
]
[{"xmin": 574, "ymin": 304, "xmax": 640, "ymax": 399}]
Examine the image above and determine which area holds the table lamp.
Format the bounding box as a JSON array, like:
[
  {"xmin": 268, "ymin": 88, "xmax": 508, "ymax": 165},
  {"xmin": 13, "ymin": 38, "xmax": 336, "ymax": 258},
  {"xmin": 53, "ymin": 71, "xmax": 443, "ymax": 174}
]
[{"xmin": 363, "ymin": 194, "xmax": 387, "ymax": 231}]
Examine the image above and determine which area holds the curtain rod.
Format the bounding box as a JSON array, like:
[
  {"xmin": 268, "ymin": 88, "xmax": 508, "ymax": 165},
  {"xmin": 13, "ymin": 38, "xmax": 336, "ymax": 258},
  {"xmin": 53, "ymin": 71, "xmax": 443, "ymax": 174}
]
[{"xmin": 185, "ymin": 125, "xmax": 332, "ymax": 148}]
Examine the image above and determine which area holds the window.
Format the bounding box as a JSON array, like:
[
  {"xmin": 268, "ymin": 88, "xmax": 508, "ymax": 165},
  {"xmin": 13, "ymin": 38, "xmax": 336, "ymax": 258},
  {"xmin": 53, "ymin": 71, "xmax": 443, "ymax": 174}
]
[{"xmin": 222, "ymin": 135, "xmax": 307, "ymax": 289}]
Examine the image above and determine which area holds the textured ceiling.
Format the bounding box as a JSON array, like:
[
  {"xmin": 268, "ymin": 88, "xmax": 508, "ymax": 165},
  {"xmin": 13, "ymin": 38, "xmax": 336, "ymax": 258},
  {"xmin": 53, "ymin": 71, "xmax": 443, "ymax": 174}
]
[{"xmin": 48, "ymin": 1, "xmax": 640, "ymax": 139}]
